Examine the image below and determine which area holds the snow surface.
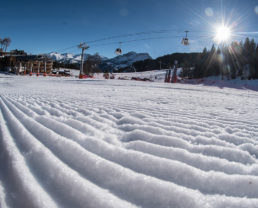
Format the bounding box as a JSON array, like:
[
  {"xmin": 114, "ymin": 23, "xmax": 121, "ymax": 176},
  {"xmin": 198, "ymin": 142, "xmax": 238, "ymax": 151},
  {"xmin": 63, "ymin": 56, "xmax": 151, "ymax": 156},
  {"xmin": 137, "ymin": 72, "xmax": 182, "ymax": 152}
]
[{"xmin": 0, "ymin": 74, "xmax": 258, "ymax": 208}]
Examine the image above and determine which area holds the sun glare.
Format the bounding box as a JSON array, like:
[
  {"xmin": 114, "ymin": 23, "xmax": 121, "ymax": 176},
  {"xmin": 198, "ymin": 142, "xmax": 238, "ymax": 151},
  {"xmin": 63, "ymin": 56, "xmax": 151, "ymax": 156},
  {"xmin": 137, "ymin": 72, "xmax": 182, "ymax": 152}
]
[{"xmin": 214, "ymin": 25, "xmax": 231, "ymax": 44}]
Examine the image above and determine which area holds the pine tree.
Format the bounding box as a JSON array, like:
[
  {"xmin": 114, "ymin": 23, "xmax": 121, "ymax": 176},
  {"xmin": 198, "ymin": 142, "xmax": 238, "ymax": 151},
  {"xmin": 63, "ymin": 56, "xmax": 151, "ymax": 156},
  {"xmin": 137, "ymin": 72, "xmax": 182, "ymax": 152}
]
[
  {"xmin": 2, "ymin": 38, "xmax": 11, "ymax": 52},
  {"xmin": 255, "ymin": 43, "xmax": 258, "ymax": 78}
]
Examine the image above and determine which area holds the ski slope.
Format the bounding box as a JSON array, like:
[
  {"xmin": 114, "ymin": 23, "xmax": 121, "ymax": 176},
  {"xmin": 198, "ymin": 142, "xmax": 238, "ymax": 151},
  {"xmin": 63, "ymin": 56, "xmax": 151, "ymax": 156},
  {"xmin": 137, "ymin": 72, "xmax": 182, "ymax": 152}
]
[{"xmin": 0, "ymin": 75, "xmax": 258, "ymax": 208}]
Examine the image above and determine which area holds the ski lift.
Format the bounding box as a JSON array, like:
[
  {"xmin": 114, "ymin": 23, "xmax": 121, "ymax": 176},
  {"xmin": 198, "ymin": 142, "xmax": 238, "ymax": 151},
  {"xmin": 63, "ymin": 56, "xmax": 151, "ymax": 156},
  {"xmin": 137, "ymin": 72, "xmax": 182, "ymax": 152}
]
[
  {"xmin": 115, "ymin": 42, "xmax": 122, "ymax": 55},
  {"xmin": 181, "ymin": 31, "xmax": 189, "ymax": 46}
]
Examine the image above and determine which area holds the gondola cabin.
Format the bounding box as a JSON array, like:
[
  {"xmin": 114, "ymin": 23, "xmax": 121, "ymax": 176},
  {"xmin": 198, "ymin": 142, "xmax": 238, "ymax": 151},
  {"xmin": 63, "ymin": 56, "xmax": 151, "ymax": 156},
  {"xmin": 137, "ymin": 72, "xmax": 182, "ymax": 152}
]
[{"xmin": 115, "ymin": 48, "xmax": 122, "ymax": 55}]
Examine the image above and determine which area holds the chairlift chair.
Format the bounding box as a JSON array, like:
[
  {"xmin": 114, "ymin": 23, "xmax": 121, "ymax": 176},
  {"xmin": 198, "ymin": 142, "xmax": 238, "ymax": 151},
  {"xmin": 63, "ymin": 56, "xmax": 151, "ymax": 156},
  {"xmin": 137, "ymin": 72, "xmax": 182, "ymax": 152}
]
[{"xmin": 115, "ymin": 42, "xmax": 123, "ymax": 55}]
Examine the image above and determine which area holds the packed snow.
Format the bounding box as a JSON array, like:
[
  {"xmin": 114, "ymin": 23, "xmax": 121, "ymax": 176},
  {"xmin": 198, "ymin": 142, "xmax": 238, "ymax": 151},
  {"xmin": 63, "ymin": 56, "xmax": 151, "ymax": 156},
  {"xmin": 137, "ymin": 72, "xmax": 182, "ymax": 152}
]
[{"xmin": 0, "ymin": 73, "xmax": 258, "ymax": 208}]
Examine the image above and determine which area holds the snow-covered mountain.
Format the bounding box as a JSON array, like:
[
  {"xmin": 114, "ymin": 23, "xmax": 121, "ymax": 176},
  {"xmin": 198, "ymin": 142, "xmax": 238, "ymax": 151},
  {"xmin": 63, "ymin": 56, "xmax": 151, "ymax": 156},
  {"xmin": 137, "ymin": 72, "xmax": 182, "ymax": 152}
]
[
  {"xmin": 102, "ymin": 52, "xmax": 152, "ymax": 70},
  {"xmin": 48, "ymin": 52, "xmax": 91, "ymax": 64},
  {"xmin": 48, "ymin": 51, "xmax": 152, "ymax": 70}
]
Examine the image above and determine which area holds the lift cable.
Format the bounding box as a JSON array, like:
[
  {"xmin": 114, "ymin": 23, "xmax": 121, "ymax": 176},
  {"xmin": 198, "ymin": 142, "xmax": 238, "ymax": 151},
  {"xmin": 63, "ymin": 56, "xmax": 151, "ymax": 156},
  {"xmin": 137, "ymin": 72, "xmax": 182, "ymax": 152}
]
[{"xmin": 48, "ymin": 29, "xmax": 258, "ymax": 54}]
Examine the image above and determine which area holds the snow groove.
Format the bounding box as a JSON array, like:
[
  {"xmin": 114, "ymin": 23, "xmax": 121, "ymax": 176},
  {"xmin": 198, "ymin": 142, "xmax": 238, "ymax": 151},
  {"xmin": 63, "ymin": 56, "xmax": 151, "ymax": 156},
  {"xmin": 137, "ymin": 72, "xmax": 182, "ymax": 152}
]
[
  {"xmin": 0, "ymin": 96, "xmax": 136, "ymax": 208},
  {"xmin": 0, "ymin": 99, "xmax": 58, "ymax": 208},
  {"xmin": 1, "ymin": 77, "xmax": 258, "ymax": 207},
  {"xmin": 4, "ymin": 96, "xmax": 258, "ymax": 198},
  {"xmin": 0, "ymin": 98, "xmax": 210, "ymax": 208},
  {"xmin": 0, "ymin": 180, "xmax": 8, "ymax": 208},
  {"xmin": 125, "ymin": 140, "xmax": 258, "ymax": 175},
  {"xmin": 121, "ymin": 129, "xmax": 256, "ymax": 164}
]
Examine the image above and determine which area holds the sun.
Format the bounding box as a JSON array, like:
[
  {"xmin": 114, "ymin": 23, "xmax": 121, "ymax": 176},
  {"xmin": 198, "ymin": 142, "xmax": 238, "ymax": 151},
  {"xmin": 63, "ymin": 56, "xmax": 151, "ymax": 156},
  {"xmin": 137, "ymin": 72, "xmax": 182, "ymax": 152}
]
[{"xmin": 214, "ymin": 25, "xmax": 231, "ymax": 44}]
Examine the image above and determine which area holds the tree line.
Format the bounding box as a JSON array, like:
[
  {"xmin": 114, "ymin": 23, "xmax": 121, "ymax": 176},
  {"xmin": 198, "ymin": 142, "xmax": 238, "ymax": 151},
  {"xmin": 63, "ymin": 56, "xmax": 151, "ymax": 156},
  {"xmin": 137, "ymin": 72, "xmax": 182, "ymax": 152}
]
[
  {"xmin": 117, "ymin": 53, "xmax": 200, "ymax": 73},
  {"xmin": 120, "ymin": 37, "xmax": 258, "ymax": 80},
  {"xmin": 188, "ymin": 38, "xmax": 258, "ymax": 79}
]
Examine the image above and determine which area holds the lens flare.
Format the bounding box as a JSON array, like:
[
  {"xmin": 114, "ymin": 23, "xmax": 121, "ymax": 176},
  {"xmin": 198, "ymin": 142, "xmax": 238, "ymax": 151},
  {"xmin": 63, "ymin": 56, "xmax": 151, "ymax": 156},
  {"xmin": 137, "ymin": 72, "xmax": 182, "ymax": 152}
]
[
  {"xmin": 255, "ymin": 6, "xmax": 258, "ymax": 15},
  {"xmin": 214, "ymin": 25, "xmax": 231, "ymax": 43},
  {"xmin": 205, "ymin": 8, "xmax": 214, "ymax": 17}
]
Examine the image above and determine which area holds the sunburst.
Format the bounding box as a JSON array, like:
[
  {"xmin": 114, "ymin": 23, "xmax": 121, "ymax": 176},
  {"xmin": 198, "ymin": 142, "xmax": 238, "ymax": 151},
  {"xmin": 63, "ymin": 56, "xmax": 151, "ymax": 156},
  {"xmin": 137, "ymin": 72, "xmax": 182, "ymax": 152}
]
[{"xmin": 214, "ymin": 24, "xmax": 232, "ymax": 44}]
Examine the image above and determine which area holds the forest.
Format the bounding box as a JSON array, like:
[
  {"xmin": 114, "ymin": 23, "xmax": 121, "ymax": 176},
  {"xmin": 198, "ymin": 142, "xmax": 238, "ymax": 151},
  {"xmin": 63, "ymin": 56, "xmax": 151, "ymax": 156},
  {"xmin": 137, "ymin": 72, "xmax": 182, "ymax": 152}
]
[{"xmin": 127, "ymin": 38, "xmax": 258, "ymax": 80}]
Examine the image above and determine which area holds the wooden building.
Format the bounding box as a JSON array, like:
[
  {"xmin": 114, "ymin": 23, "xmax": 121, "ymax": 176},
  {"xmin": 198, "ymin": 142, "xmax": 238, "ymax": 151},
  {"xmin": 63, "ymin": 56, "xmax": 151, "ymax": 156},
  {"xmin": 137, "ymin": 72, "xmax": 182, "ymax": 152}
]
[{"xmin": 0, "ymin": 53, "xmax": 53, "ymax": 74}]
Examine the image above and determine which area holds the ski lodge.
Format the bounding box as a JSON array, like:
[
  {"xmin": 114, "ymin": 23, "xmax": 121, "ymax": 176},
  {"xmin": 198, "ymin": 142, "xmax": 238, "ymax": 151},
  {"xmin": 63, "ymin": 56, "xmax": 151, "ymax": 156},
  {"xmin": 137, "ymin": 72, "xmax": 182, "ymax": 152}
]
[{"xmin": 0, "ymin": 50, "xmax": 53, "ymax": 74}]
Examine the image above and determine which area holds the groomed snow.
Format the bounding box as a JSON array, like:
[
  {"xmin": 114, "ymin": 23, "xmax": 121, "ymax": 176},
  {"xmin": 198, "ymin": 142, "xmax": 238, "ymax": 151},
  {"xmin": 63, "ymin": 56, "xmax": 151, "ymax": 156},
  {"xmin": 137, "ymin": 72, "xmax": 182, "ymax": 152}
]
[{"xmin": 0, "ymin": 74, "xmax": 258, "ymax": 208}]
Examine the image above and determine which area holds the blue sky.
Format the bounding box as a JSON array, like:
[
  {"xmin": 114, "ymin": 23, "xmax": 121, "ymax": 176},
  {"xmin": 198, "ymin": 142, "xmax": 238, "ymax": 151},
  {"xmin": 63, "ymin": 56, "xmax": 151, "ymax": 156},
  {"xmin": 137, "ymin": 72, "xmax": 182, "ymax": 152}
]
[{"xmin": 1, "ymin": 0, "xmax": 258, "ymax": 58}]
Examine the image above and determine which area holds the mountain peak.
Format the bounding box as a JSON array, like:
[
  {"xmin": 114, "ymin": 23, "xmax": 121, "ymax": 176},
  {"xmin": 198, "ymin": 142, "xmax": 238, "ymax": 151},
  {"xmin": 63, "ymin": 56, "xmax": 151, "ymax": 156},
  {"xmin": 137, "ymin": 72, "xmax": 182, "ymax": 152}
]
[{"xmin": 48, "ymin": 51, "xmax": 151, "ymax": 71}]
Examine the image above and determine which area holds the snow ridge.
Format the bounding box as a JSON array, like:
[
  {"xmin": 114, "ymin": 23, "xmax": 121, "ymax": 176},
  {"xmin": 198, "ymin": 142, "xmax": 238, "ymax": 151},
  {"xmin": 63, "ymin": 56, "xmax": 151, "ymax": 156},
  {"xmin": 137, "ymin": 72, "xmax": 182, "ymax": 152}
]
[{"xmin": 0, "ymin": 76, "xmax": 258, "ymax": 208}]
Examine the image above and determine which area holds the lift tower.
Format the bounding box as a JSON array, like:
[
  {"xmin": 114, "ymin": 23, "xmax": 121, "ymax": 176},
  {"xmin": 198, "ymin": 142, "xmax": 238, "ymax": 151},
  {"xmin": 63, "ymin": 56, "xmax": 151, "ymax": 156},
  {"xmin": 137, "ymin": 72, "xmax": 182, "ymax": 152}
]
[{"xmin": 78, "ymin": 42, "xmax": 90, "ymax": 79}]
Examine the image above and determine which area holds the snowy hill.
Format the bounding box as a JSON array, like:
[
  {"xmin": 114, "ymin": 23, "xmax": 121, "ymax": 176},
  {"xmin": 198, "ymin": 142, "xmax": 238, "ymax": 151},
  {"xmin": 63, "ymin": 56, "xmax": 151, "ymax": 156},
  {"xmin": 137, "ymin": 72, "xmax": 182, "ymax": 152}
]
[{"xmin": 101, "ymin": 51, "xmax": 152, "ymax": 71}]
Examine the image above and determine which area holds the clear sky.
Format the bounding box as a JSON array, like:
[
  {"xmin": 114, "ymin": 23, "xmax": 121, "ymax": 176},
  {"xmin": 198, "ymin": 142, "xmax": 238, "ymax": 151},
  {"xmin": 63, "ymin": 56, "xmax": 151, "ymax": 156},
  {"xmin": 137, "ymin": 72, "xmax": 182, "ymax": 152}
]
[{"xmin": 1, "ymin": 0, "xmax": 258, "ymax": 58}]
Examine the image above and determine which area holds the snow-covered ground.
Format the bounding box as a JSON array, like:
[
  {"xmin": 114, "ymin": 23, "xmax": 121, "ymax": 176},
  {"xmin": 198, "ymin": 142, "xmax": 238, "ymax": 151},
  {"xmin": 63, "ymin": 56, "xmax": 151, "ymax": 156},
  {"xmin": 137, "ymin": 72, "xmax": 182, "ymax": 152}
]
[
  {"xmin": 70, "ymin": 68, "xmax": 178, "ymax": 82},
  {"xmin": 0, "ymin": 74, "xmax": 258, "ymax": 208},
  {"xmin": 70, "ymin": 69, "xmax": 258, "ymax": 91}
]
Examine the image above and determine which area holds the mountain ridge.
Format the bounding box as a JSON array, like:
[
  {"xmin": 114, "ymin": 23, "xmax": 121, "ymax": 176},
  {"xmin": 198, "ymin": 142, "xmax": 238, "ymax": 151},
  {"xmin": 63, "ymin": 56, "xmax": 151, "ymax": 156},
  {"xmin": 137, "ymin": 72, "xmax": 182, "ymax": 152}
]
[{"xmin": 48, "ymin": 51, "xmax": 152, "ymax": 70}]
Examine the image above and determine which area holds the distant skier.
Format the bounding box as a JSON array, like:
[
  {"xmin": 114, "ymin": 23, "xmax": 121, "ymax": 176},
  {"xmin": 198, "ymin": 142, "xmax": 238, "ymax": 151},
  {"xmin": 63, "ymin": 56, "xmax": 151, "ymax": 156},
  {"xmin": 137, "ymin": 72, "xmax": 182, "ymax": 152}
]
[{"xmin": 171, "ymin": 60, "xmax": 178, "ymax": 83}]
